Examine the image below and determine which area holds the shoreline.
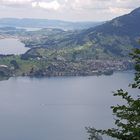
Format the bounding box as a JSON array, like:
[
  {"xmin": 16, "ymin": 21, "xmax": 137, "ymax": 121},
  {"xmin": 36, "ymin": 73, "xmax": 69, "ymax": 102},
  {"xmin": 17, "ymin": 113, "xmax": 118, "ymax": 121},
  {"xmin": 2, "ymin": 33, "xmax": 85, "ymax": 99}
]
[{"xmin": 0, "ymin": 69, "xmax": 134, "ymax": 82}]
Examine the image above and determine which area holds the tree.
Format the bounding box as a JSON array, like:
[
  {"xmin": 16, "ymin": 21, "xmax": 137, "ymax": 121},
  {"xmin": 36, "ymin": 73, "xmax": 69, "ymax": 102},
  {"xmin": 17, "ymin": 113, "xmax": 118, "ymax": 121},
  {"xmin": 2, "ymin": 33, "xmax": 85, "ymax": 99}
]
[
  {"xmin": 86, "ymin": 127, "xmax": 103, "ymax": 140},
  {"xmin": 86, "ymin": 48, "xmax": 140, "ymax": 140},
  {"xmin": 10, "ymin": 60, "xmax": 19, "ymax": 69}
]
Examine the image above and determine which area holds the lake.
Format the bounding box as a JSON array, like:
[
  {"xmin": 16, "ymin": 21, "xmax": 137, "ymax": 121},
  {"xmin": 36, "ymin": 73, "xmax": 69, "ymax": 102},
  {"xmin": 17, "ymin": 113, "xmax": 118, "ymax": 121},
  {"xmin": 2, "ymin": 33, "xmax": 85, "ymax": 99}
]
[
  {"xmin": 0, "ymin": 71, "xmax": 136, "ymax": 140},
  {"xmin": 0, "ymin": 38, "xmax": 29, "ymax": 55},
  {"xmin": 16, "ymin": 27, "xmax": 42, "ymax": 31}
]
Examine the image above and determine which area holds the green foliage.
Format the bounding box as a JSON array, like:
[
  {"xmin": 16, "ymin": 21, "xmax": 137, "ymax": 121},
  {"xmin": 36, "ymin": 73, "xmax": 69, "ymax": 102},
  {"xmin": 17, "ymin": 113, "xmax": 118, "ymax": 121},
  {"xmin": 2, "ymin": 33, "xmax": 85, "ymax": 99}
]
[
  {"xmin": 86, "ymin": 127, "xmax": 103, "ymax": 140},
  {"xmin": 10, "ymin": 60, "xmax": 19, "ymax": 69},
  {"xmin": 131, "ymin": 48, "xmax": 140, "ymax": 89},
  {"xmin": 86, "ymin": 47, "xmax": 140, "ymax": 140}
]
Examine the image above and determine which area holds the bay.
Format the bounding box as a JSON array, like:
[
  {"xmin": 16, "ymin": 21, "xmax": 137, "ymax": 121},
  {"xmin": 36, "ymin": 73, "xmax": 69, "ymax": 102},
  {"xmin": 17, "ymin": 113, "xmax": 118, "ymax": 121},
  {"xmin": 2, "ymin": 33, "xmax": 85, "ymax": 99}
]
[{"xmin": 0, "ymin": 38, "xmax": 29, "ymax": 55}]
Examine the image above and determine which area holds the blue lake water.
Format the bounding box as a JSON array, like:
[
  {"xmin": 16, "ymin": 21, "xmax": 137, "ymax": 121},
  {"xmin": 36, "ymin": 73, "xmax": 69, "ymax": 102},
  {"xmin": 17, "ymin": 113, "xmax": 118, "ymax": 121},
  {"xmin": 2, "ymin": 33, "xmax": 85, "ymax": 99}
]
[
  {"xmin": 0, "ymin": 38, "xmax": 29, "ymax": 55},
  {"xmin": 16, "ymin": 27, "xmax": 42, "ymax": 31},
  {"xmin": 0, "ymin": 71, "xmax": 136, "ymax": 140}
]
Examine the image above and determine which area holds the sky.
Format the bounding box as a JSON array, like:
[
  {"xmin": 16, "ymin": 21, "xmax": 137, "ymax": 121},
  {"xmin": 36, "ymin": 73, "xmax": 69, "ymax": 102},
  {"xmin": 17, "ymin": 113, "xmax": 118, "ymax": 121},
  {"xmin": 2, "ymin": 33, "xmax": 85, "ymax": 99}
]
[{"xmin": 0, "ymin": 0, "xmax": 140, "ymax": 21}]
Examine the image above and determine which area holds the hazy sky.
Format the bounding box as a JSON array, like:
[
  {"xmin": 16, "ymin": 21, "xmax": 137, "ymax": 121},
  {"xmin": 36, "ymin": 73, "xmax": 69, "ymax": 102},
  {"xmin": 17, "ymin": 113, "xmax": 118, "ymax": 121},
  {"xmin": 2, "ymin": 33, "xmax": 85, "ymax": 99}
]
[{"xmin": 0, "ymin": 0, "xmax": 140, "ymax": 21}]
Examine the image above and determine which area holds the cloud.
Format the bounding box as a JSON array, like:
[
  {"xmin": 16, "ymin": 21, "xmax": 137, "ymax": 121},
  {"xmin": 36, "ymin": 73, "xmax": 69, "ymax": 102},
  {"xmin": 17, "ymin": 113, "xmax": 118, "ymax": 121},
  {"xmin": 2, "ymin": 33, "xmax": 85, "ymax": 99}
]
[
  {"xmin": 1, "ymin": 0, "xmax": 32, "ymax": 4},
  {"xmin": 1, "ymin": 0, "xmax": 140, "ymax": 11},
  {"xmin": 32, "ymin": 1, "xmax": 61, "ymax": 10},
  {"xmin": 0, "ymin": 0, "xmax": 140, "ymax": 21},
  {"xmin": 109, "ymin": 7, "xmax": 131, "ymax": 14}
]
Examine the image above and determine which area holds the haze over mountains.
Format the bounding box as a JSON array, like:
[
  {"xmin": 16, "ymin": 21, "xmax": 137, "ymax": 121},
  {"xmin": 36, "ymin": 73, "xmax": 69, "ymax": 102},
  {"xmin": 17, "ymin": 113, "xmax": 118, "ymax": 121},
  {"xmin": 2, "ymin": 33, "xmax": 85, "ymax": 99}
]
[{"xmin": 0, "ymin": 18, "xmax": 103, "ymax": 30}]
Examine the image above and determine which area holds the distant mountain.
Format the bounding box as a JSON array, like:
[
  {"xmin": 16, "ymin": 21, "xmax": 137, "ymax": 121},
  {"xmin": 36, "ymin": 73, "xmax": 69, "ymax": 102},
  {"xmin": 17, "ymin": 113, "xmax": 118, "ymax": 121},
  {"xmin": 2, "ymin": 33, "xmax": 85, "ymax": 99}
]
[
  {"xmin": 78, "ymin": 8, "xmax": 140, "ymax": 51},
  {"xmin": 0, "ymin": 18, "xmax": 103, "ymax": 30},
  {"xmin": 38, "ymin": 7, "xmax": 140, "ymax": 58}
]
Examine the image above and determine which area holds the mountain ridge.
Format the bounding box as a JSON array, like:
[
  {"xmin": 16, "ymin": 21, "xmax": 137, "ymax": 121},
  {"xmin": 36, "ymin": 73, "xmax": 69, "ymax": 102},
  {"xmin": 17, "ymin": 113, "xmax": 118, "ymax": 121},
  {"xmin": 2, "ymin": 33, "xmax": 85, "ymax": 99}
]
[{"xmin": 47, "ymin": 7, "xmax": 140, "ymax": 57}]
